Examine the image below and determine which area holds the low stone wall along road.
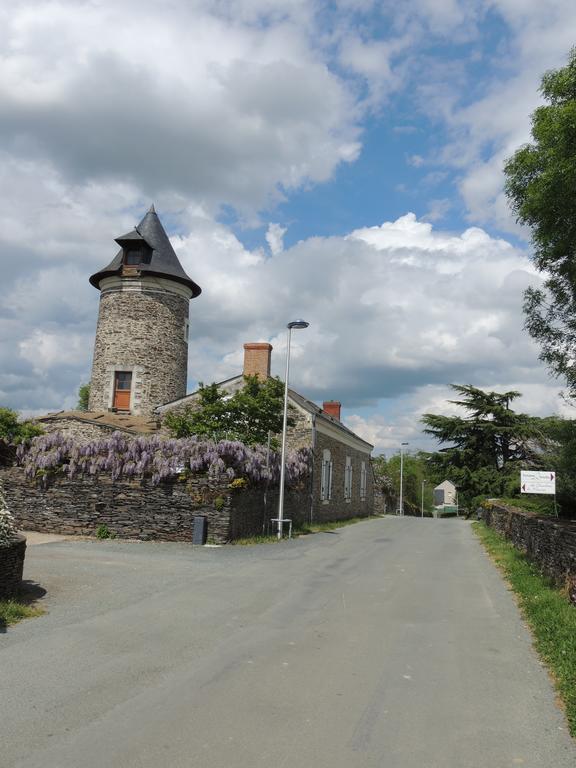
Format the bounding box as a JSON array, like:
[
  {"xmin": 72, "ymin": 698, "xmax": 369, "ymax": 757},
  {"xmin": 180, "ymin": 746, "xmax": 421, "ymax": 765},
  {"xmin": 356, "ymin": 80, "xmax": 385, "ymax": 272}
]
[{"xmin": 1, "ymin": 518, "xmax": 575, "ymax": 767}]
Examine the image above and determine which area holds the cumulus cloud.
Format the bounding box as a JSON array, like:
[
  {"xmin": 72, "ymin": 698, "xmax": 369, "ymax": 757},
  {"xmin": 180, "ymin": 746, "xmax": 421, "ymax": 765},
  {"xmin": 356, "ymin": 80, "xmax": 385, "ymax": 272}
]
[
  {"xmin": 19, "ymin": 330, "xmax": 91, "ymax": 373},
  {"xmin": 174, "ymin": 213, "xmax": 553, "ymax": 425},
  {"xmin": 0, "ymin": 0, "xmax": 364, "ymax": 215},
  {"xmin": 415, "ymin": 0, "xmax": 576, "ymax": 232},
  {"xmin": 265, "ymin": 223, "xmax": 287, "ymax": 256}
]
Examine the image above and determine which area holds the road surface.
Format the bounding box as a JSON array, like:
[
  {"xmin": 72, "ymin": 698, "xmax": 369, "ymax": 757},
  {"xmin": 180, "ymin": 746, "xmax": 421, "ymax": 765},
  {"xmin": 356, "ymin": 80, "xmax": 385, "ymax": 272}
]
[{"xmin": 1, "ymin": 517, "xmax": 574, "ymax": 767}]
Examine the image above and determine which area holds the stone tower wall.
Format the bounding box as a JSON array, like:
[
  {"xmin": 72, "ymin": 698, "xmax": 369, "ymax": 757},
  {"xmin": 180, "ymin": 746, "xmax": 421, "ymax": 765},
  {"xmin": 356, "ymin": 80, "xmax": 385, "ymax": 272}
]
[{"xmin": 88, "ymin": 277, "xmax": 191, "ymax": 415}]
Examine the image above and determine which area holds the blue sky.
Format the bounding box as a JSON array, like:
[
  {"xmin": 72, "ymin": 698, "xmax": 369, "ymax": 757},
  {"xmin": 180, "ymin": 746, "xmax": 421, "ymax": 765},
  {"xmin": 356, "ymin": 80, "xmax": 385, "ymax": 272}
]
[{"xmin": 1, "ymin": 0, "xmax": 575, "ymax": 453}]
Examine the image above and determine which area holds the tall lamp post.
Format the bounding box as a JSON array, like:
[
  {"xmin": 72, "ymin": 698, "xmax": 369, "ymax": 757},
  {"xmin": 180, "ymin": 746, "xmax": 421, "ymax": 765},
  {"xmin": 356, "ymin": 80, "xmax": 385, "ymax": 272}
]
[
  {"xmin": 277, "ymin": 320, "xmax": 309, "ymax": 539},
  {"xmin": 399, "ymin": 442, "xmax": 409, "ymax": 516},
  {"xmin": 421, "ymin": 479, "xmax": 427, "ymax": 518}
]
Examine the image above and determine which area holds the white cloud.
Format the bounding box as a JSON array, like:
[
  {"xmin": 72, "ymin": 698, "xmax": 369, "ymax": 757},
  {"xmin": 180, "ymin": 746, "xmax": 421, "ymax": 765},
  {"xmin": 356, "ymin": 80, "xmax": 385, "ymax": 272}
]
[
  {"xmin": 0, "ymin": 0, "xmax": 364, "ymax": 215},
  {"xmin": 265, "ymin": 223, "xmax": 287, "ymax": 256},
  {"xmin": 407, "ymin": 154, "xmax": 425, "ymax": 168},
  {"xmin": 420, "ymin": 0, "xmax": 576, "ymax": 232},
  {"xmin": 19, "ymin": 329, "xmax": 91, "ymax": 373},
  {"xmin": 422, "ymin": 198, "xmax": 451, "ymax": 223},
  {"xmin": 174, "ymin": 212, "xmax": 555, "ymax": 418}
]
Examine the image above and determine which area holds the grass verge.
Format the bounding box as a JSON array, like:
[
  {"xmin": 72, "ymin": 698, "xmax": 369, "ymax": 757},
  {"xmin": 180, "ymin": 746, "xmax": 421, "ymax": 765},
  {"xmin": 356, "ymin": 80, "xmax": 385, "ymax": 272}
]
[
  {"xmin": 296, "ymin": 516, "xmax": 374, "ymax": 534},
  {"xmin": 0, "ymin": 598, "xmax": 44, "ymax": 628},
  {"xmin": 232, "ymin": 515, "xmax": 376, "ymax": 545},
  {"xmin": 473, "ymin": 521, "xmax": 576, "ymax": 736}
]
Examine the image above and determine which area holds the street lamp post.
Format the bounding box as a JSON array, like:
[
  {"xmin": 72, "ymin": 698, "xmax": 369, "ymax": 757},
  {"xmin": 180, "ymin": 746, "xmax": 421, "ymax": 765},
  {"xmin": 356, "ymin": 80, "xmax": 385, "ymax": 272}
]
[
  {"xmin": 421, "ymin": 479, "xmax": 427, "ymax": 518},
  {"xmin": 399, "ymin": 442, "xmax": 409, "ymax": 516},
  {"xmin": 277, "ymin": 320, "xmax": 309, "ymax": 540}
]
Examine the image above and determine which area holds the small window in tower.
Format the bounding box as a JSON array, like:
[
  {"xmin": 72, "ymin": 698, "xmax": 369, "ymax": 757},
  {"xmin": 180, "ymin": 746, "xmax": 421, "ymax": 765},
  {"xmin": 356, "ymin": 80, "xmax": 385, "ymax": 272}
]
[
  {"xmin": 125, "ymin": 248, "xmax": 141, "ymax": 265},
  {"xmin": 123, "ymin": 245, "xmax": 152, "ymax": 266}
]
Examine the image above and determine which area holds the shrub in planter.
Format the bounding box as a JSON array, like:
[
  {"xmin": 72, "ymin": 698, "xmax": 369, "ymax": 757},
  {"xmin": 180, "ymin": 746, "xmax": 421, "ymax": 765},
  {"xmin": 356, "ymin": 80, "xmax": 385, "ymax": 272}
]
[
  {"xmin": 0, "ymin": 478, "xmax": 26, "ymax": 599},
  {"xmin": 0, "ymin": 478, "xmax": 17, "ymax": 546}
]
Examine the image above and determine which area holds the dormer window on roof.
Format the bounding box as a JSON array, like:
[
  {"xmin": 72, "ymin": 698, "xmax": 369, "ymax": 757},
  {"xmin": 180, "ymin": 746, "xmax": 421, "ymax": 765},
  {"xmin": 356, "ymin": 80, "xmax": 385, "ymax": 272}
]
[{"xmin": 123, "ymin": 243, "xmax": 152, "ymax": 266}]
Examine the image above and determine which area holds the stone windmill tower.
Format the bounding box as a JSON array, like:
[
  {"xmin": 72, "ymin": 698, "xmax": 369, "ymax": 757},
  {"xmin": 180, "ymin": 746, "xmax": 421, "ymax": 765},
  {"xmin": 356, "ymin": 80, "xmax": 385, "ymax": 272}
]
[{"xmin": 88, "ymin": 206, "xmax": 201, "ymax": 416}]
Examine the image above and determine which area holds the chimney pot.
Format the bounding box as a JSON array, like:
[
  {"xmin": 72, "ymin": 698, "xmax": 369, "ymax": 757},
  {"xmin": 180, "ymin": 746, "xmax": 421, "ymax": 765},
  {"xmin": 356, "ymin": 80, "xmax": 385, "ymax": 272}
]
[
  {"xmin": 243, "ymin": 343, "xmax": 272, "ymax": 381},
  {"xmin": 323, "ymin": 400, "xmax": 341, "ymax": 420}
]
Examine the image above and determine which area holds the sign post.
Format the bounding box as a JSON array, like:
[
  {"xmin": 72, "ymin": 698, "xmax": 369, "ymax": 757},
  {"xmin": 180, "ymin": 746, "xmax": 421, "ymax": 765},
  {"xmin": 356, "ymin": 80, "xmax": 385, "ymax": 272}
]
[{"xmin": 520, "ymin": 471, "xmax": 558, "ymax": 516}]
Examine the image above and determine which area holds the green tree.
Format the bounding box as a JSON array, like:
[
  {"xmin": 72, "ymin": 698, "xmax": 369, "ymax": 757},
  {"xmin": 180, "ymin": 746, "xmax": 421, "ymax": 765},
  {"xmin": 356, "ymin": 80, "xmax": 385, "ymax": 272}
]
[
  {"xmin": 164, "ymin": 375, "xmax": 291, "ymax": 446},
  {"xmin": 504, "ymin": 48, "xmax": 576, "ymax": 395},
  {"xmin": 373, "ymin": 452, "xmax": 435, "ymax": 516},
  {"xmin": 535, "ymin": 416, "xmax": 576, "ymax": 516},
  {"xmin": 421, "ymin": 385, "xmax": 540, "ymax": 511},
  {"xmin": 77, "ymin": 383, "xmax": 90, "ymax": 411},
  {"xmin": 0, "ymin": 407, "xmax": 43, "ymax": 445}
]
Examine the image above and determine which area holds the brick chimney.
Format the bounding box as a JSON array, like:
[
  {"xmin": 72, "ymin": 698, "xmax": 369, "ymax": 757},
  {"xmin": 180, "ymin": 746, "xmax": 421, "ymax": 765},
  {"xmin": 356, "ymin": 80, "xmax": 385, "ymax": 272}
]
[
  {"xmin": 323, "ymin": 400, "xmax": 341, "ymax": 420},
  {"xmin": 243, "ymin": 343, "xmax": 272, "ymax": 380}
]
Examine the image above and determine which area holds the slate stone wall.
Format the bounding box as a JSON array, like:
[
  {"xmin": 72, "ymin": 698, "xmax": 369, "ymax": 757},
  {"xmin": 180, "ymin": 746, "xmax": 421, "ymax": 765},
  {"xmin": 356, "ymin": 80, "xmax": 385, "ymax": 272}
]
[
  {"xmin": 227, "ymin": 486, "xmax": 312, "ymax": 539},
  {"xmin": 311, "ymin": 431, "xmax": 374, "ymax": 522},
  {"xmin": 37, "ymin": 418, "xmax": 135, "ymax": 442},
  {"xmin": 0, "ymin": 535, "xmax": 26, "ymax": 599},
  {"xmin": 0, "ymin": 468, "xmax": 310, "ymax": 545},
  {"xmin": 285, "ymin": 407, "xmax": 313, "ymax": 451},
  {"xmin": 89, "ymin": 282, "xmax": 189, "ymax": 416},
  {"xmin": 479, "ymin": 503, "xmax": 576, "ymax": 603}
]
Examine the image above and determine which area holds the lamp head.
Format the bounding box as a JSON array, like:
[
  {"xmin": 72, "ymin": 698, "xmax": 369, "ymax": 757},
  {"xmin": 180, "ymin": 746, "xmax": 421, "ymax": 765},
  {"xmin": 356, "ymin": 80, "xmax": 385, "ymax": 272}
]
[{"xmin": 287, "ymin": 320, "xmax": 309, "ymax": 329}]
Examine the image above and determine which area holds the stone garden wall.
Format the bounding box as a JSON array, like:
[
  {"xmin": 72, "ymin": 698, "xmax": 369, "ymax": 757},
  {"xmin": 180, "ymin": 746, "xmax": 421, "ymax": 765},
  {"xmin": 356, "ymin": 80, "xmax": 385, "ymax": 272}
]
[
  {"xmin": 0, "ymin": 535, "xmax": 26, "ymax": 599},
  {"xmin": 478, "ymin": 502, "xmax": 576, "ymax": 602},
  {"xmin": 0, "ymin": 467, "xmax": 311, "ymax": 545}
]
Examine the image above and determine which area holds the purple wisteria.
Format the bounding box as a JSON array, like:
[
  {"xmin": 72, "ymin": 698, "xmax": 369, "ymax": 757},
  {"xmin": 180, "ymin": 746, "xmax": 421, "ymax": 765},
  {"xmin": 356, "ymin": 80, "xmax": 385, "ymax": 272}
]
[{"xmin": 17, "ymin": 432, "xmax": 311, "ymax": 488}]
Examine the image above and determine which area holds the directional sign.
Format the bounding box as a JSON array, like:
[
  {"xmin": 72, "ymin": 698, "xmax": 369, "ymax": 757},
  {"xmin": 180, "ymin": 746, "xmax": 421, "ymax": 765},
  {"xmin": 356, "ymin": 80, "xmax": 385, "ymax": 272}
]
[{"xmin": 520, "ymin": 470, "xmax": 556, "ymax": 495}]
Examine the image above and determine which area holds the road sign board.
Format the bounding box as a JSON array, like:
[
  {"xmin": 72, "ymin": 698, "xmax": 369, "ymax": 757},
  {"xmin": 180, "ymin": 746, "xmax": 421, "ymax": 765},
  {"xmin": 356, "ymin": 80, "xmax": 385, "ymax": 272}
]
[{"xmin": 520, "ymin": 470, "xmax": 556, "ymax": 495}]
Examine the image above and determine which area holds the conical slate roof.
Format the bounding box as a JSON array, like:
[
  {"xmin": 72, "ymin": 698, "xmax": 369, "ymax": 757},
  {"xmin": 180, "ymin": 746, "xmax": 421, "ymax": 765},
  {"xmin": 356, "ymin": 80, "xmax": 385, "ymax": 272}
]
[{"xmin": 89, "ymin": 206, "xmax": 201, "ymax": 296}]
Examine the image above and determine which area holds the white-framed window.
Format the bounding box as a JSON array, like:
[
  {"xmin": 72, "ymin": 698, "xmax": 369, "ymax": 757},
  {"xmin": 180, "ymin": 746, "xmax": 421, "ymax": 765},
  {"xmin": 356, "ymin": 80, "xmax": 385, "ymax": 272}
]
[
  {"xmin": 321, "ymin": 449, "xmax": 333, "ymax": 501},
  {"xmin": 360, "ymin": 461, "xmax": 367, "ymax": 501},
  {"xmin": 344, "ymin": 455, "xmax": 353, "ymax": 501}
]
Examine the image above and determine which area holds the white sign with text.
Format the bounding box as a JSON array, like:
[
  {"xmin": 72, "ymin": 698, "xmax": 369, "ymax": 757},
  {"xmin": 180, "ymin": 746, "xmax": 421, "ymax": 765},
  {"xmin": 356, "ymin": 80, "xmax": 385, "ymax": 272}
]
[{"xmin": 520, "ymin": 470, "xmax": 556, "ymax": 495}]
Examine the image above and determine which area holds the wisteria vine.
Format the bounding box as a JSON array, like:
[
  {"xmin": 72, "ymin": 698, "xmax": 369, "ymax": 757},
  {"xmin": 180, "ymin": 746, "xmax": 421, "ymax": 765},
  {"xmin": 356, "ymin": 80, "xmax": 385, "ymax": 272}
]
[{"xmin": 17, "ymin": 432, "xmax": 312, "ymax": 488}]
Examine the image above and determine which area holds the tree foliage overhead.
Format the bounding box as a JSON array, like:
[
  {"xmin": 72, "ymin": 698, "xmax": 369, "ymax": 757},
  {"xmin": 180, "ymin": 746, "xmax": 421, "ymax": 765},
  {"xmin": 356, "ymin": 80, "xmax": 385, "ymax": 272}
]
[
  {"xmin": 163, "ymin": 375, "xmax": 292, "ymax": 446},
  {"xmin": 504, "ymin": 48, "xmax": 576, "ymax": 395},
  {"xmin": 421, "ymin": 385, "xmax": 541, "ymax": 510}
]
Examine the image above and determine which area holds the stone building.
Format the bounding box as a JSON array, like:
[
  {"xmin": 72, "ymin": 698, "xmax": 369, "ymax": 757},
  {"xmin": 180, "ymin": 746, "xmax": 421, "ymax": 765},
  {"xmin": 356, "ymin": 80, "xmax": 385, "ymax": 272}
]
[
  {"xmin": 158, "ymin": 343, "xmax": 375, "ymax": 522},
  {"xmin": 88, "ymin": 205, "xmax": 201, "ymax": 416}
]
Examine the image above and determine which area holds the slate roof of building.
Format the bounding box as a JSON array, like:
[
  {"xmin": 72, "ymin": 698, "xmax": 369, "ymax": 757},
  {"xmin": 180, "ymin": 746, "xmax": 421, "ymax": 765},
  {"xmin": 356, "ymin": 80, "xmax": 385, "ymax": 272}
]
[
  {"xmin": 89, "ymin": 205, "xmax": 201, "ymax": 296},
  {"xmin": 286, "ymin": 388, "xmax": 373, "ymax": 450},
  {"xmin": 38, "ymin": 411, "xmax": 162, "ymax": 435}
]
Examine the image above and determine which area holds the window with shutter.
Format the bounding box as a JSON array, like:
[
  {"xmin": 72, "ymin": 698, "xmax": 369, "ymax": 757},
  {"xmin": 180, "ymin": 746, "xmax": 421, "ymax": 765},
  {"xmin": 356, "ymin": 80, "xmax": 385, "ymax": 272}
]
[
  {"xmin": 344, "ymin": 456, "xmax": 353, "ymax": 501},
  {"xmin": 321, "ymin": 449, "xmax": 332, "ymax": 501}
]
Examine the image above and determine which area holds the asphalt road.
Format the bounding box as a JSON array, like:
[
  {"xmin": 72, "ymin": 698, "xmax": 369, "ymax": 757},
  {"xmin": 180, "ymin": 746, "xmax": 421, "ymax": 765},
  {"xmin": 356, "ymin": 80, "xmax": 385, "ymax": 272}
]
[{"xmin": 2, "ymin": 518, "xmax": 574, "ymax": 767}]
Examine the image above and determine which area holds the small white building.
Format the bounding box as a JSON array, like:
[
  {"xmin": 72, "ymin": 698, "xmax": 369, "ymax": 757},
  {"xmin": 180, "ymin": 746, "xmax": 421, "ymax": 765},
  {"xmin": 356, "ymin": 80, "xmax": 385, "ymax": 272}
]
[{"xmin": 433, "ymin": 480, "xmax": 457, "ymax": 513}]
